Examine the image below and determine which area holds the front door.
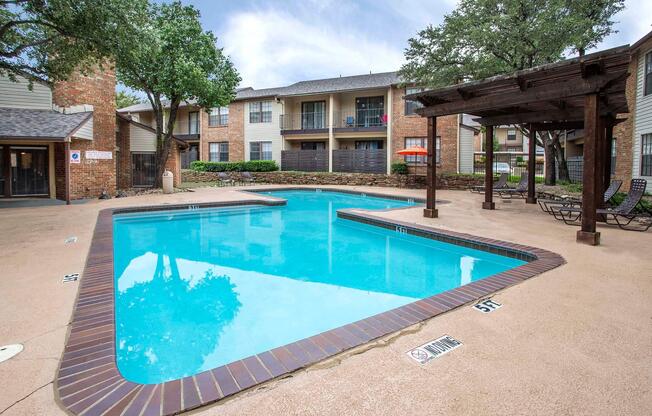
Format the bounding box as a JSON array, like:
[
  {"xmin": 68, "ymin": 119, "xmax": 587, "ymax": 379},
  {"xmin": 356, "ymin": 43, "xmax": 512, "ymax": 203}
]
[
  {"xmin": 132, "ymin": 153, "xmax": 156, "ymax": 187},
  {"xmin": 10, "ymin": 146, "xmax": 49, "ymax": 196}
]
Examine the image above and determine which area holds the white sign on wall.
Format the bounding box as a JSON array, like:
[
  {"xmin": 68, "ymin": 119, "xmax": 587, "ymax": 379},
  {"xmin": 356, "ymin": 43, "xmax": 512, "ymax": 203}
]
[
  {"xmin": 85, "ymin": 150, "xmax": 112, "ymax": 160},
  {"xmin": 70, "ymin": 150, "xmax": 81, "ymax": 164}
]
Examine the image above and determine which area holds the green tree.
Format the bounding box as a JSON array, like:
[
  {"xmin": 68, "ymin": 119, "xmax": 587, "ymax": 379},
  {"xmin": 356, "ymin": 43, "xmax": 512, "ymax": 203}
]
[
  {"xmin": 400, "ymin": 0, "xmax": 624, "ymax": 184},
  {"xmin": 115, "ymin": 1, "xmax": 240, "ymax": 186},
  {"xmin": 116, "ymin": 90, "xmax": 143, "ymax": 109},
  {"xmin": 0, "ymin": 0, "xmax": 147, "ymax": 85}
]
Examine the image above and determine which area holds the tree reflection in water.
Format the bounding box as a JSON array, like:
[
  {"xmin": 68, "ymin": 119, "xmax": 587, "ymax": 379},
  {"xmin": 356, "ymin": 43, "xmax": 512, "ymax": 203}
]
[{"xmin": 116, "ymin": 253, "xmax": 241, "ymax": 382}]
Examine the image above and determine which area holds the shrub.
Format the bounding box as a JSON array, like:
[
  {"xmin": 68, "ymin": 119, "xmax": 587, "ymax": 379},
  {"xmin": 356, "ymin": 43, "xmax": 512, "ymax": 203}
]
[
  {"xmin": 190, "ymin": 160, "xmax": 278, "ymax": 172},
  {"xmin": 391, "ymin": 162, "xmax": 409, "ymax": 174}
]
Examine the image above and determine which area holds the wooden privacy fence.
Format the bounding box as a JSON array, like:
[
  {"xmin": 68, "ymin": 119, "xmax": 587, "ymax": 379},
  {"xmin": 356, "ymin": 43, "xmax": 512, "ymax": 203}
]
[
  {"xmin": 333, "ymin": 149, "xmax": 386, "ymax": 173},
  {"xmin": 281, "ymin": 149, "xmax": 328, "ymax": 172}
]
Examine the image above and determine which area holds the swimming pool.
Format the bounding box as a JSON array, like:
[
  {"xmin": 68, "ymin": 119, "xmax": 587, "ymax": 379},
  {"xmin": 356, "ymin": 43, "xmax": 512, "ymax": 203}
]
[{"xmin": 113, "ymin": 190, "xmax": 525, "ymax": 384}]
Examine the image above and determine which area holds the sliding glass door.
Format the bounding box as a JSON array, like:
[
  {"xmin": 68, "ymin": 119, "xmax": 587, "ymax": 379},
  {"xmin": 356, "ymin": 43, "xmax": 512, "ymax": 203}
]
[{"xmin": 301, "ymin": 101, "xmax": 325, "ymax": 129}]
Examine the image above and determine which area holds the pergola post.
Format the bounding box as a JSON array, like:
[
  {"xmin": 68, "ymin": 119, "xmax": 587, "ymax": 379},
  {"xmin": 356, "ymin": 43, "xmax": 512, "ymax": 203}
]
[
  {"xmin": 423, "ymin": 116, "xmax": 438, "ymax": 218},
  {"xmin": 526, "ymin": 125, "xmax": 537, "ymax": 204},
  {"xmin": 595, "ymin": 117, "xmax": 606, "ymax": 212},
  {"xmin": 603, "ymin": 118, "xmax": 614, "ymax": 193},
  {"xmin": 65, "ymin": 141, "xmax": 71, "ymax": 206},
  {"xmin": 483, "ymin": 125, "xmax": 495, "ymax": 210},
  {"xmin": 577, "ymin": 94, "xmax": 600, "ymax": 245}
]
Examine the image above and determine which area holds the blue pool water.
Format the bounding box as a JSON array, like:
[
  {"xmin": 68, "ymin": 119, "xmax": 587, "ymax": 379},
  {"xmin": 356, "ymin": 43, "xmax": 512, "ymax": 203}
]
[{"xmin": 113, "ymin": 190, "xmax": 525, "ymax": 383}]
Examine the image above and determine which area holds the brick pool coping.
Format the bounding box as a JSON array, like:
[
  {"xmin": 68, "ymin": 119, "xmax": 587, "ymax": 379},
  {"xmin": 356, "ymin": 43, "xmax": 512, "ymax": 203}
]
[{"xmin": 56, "ymin": 190, "xmax": 565, "ymax": 416}]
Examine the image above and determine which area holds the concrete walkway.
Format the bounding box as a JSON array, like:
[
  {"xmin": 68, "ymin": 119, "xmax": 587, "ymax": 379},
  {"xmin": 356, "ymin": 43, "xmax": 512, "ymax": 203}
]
[{"xmin": 0, "ymin": 186, "xmax": 650, "ymax": 415}]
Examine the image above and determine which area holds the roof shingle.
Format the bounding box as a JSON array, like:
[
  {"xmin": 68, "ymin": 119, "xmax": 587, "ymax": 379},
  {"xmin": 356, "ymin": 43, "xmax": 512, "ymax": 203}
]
[{"xmin": 0, "ymin": 108, "xmax": 92, "ymax": 140}]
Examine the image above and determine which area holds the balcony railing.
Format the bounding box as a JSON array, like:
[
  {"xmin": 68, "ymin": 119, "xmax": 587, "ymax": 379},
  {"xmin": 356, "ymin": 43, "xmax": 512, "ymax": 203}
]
[
  {"xmin": 280, "ymin": 112, "xmax": 328, "ymax": 131},
  {"xmin": 333, "ymin": 109, "xmax": 387, "ymax": 129},
  {"xmin": 279, "ymin": 108, "xmax": 388, "ymax": 132}
]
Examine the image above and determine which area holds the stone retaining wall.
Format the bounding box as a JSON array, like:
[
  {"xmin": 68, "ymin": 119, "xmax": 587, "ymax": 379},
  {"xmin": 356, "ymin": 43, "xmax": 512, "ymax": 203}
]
[{"xmin": 181, "ymin": 170, "xmax": 485, "ymax": 190}]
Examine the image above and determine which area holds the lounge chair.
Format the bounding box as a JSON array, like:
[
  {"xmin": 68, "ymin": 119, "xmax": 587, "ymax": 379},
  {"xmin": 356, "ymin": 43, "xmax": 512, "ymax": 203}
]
[
  {"xmin": 217, "ymin": 172, "xmax": 235, "ymax": 186},
  {"xmin": 241, "ymin": 171, "xmax": 255, "ymax": 185},
  {"xmin": 470, "ymin": 173, "xmax": 509, "ymax": 193},
  {"xmin": 538, "ymin": 180, "xmax": 622, "ymax": 215},
  {"xmin": 554, "ymin": 179, "xmax": 651, "ymax": 231},
  {"xmin": 496, "ymin": 172, "xmax": 528, "ymax": 199}
]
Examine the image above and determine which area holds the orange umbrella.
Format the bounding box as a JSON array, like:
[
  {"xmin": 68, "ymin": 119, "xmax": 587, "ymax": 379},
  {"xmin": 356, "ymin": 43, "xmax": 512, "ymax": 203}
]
[
  {"xmin": 397, "ymin": 145, "xmax": 427, "ymax": 156},
  {"xmin": 397, "ymin": 146, "xmax": 428, "ymax": 176}
]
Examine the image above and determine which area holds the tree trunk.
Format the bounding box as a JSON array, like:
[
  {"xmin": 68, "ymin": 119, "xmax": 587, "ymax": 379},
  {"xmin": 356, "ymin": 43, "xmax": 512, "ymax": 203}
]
[
  {"xmin": 552, "ymin": 134, "xmax": 570, "ymax": 182},
  {"xmin": 154, "ymin": 99, "xmax": 180, "ymax": 187},
  {"xmin": 542, "ymin": 132, "xmax": 556, "ymax": 185}
]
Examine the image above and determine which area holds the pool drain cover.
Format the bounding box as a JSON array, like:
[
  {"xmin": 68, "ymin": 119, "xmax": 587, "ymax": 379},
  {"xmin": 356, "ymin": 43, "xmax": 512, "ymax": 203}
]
[{"xmin": 0, "ymin": 344, "xmax": 23, "ymax": 363}]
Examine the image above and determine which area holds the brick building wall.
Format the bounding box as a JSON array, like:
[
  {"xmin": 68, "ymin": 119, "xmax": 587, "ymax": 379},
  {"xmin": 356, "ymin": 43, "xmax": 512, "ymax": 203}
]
[
  {"xmin": 200, "ymin": 102, "xmax": 245, "ymax": 162},
  {"xmin": 52, "ymin": 65, "xmax": 117, "ymax": 199},
  {"xmin": 390, "ymin": 86, "xmax": 459, "ymax": 174},
  {"xmin": 614, "ymin": 36, "xmax": 652, "ymax": 191}
]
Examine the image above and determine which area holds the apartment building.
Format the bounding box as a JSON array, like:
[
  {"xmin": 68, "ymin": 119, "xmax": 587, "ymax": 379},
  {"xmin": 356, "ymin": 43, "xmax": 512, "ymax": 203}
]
[
  {"xmin": 615, "ymin": 30, "xmax": 652, "ymax": 191},
  {"xmin": 119, "ymin": 72, "xmax": 480, "ymax": 175}
]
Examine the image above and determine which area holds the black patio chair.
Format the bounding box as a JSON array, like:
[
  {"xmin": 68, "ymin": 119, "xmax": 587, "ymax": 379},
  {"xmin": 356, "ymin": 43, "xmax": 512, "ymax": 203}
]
[
  {"xmin": 538, "ymin": 179, "xmax": 622, "ymax": 215},
  {"xmin": 496, "ymin": 172, "xmax": 528, "ymax": 199},
  {"xmin": 554, "ymin": 178, "xmax": 651, "ymax": 231},
  {"xmin": 470, "ymin": 173, "xmax": 509, "ymax": 193}
]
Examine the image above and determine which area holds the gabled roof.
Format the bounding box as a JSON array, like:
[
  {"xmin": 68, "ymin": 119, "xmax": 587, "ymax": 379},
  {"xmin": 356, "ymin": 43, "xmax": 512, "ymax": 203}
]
[
  {"xmin": 0, "ymin": 107, "xmax": 92, "ymax": 140},
  {"xmin": 117, "ymin": 72, "xmax": 406, "ymax": 112},
  {"xmin": 237, "ymin": 71, "xmax": 403, "ymax": 99}
]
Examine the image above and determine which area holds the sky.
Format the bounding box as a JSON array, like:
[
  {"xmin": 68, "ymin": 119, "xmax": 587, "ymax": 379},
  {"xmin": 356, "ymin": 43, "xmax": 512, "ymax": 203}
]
[{"xmin": 134, "ymin": 0, "xmax": 652, "ymax": 91}]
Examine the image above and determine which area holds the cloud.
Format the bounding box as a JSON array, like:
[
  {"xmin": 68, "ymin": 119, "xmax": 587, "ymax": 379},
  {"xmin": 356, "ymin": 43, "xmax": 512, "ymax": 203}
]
[{"xmin": 220, "ymin": 8, "xmax": 405, "ymax": 89}]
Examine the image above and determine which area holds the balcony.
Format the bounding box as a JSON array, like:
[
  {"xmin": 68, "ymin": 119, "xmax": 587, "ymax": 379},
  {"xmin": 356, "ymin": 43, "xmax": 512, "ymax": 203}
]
[
  {"xmin": 279, "ymin": 108, "xmax": 388, "ymax": 135},
  {"xmin": 332, "ymin": 109, "xmax": 387, "ymax": 131},
  {"xmin": 280, "ymin": 112, "xmax": 328, "ymax": 134}
]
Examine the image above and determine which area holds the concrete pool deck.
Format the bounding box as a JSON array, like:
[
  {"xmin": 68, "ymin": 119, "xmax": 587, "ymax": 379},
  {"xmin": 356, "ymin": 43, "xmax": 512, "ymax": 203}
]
[{"xmin": 0, "ymin": 185, "xmax": 650, "ymax": 415}]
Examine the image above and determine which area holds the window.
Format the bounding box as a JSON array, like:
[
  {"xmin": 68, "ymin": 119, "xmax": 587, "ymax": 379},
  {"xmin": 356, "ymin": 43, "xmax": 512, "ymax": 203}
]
[
  {"xmin": 404, "ymin": 137, "xmax": 441, "ymax": 163},
  {"xmin": 507, "ymin": 129, "xmax": 517, "ymax": 141},
  {"xmin": 641, "ymin": 134, "xmax": 652, "ymax": 176},
  {"xmin": 301, "ymin": 101, "xmax": 326, "ymax": 129},
  {"xmin": 301, "ymin": 142, "xmax": 326, "ymax": 150},
  {"xmin": 404, "ymin": 137, "xmax": 426, "ymax": 163},
  {"xmin": 209, "ymin": 142, "xmax": 229, "ymax": 162},
  {"xmin": 209, "ymin": 107, "xmax": 229, "ymax": 126},
  {"xmin": 188, "ymin": 111, "xmax": 199, "ymax": 134},
  {"xmin": 405, "ymin": 87, "xmax": 425, "ymax": 115},
  {"xmin": 645, "ymin": 52, "xmax": 652, "ymax": 96},
  {"xmin": 249, "ymin": 101, "xmax": 272, "ymax": 123},
  {"xmin": 250, "ymin": 141, "xmax": 273, "ymax": 160}
]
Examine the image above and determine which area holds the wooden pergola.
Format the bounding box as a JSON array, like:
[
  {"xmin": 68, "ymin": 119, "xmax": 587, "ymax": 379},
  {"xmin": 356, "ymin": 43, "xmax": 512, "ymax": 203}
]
[{"xmin": 409, "ymin": 45, "xmax": 631, "ymax": 245}]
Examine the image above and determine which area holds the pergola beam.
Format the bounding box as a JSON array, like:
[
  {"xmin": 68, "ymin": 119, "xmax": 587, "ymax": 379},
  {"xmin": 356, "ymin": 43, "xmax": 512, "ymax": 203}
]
[
  {"xmin": 474, "ymin": 108, "xmax": 619, "ymax": 126},
  {"xmin": 417, "ymin": 72, "xmax": 627, "ymax": 118}
]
